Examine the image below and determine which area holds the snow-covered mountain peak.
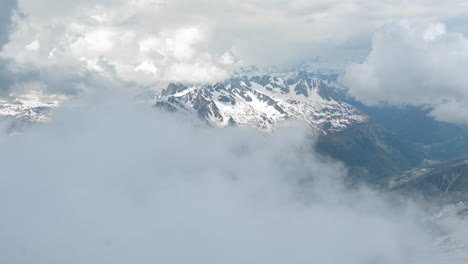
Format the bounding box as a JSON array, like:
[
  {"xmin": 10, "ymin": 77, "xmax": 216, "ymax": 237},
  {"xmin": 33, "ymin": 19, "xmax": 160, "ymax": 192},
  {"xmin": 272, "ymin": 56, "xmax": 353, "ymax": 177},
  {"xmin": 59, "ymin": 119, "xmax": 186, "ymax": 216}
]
[
  {"xmin": 155, "ymin": 71, "xmax": 367, "ymax": 133},
  {"xmin": 0, "ymin": 91, "xmax": 66, "ymax": 124}
]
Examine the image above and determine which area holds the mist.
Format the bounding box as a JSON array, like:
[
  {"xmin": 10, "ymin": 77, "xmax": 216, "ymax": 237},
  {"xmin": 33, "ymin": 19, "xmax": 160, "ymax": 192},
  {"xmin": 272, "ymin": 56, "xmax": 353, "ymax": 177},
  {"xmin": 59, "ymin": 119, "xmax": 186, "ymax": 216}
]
[{"xmin": 0, "ymin": 90, "xmax": 462, "ymax": 264}]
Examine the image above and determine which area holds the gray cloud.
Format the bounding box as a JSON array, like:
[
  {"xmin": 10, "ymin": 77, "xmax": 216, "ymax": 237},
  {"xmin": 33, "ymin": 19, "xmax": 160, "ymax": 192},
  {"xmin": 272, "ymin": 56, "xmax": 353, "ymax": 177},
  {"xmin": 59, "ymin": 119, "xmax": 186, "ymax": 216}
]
[
  {"xmin": 0, "ymin": 57, "xmax": 134, "ymax": 98},
  {"xmin": 0, "ymin": 0, "xmax": 17, "ymax": 48},
  {"xmin": 341, "ymin": 20, "xmax": 468, "ymax": 124},
  {"xmin": 0, "ymin": 89, "xmax": 458, "ymax": 264},
  {"xmin": 0, "ymin": 0, "xmax": 17, "ymax": 95}
]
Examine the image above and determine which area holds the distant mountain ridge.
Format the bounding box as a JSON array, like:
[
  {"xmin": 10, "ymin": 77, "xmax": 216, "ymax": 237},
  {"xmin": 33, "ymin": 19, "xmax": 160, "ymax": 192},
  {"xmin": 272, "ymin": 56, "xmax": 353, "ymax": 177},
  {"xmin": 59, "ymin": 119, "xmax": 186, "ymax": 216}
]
[{"xmin": 0, "ymin": 91, "xmax": 64, "ymax": 134}]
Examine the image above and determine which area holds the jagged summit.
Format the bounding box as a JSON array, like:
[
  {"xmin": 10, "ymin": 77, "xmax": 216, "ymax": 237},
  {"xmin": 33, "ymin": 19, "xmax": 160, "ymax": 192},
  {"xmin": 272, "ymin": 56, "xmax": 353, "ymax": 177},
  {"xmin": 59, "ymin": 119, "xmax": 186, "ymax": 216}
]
[{"xmin": 155, "ymin": 71, "xmax": 367, "ymax": 133}]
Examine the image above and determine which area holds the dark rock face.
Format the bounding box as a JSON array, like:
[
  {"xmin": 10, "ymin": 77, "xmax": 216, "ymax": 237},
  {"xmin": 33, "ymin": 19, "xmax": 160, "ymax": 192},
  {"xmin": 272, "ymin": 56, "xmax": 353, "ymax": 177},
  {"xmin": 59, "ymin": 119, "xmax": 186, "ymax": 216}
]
[
  {"xmin": 161, "ymin": 83, "xmax": 189, "ymax": 97},
  {"xmin": 217, "ymin": 95, "xmax": 236, "ymax": 105}
]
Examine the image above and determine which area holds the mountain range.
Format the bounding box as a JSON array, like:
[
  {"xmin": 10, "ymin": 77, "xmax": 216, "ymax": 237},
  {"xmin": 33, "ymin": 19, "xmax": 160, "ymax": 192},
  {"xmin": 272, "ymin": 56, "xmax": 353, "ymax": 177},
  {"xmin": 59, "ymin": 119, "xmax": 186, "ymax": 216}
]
[{"xmin": 2, "ymin": 68, "xmax": 468, "ymax": 188}]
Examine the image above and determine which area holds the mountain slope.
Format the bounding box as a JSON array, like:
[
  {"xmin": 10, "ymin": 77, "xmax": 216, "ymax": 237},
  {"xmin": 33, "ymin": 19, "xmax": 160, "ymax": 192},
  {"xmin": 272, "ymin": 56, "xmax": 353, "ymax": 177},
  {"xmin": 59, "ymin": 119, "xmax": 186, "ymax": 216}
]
[
  {"xmin": 154, "ymin": 71, "xmax": 420, "ymax": 181},
  {"xmin": 395, "ymin": 157, "xmax": 468, "ymax": 201},
  {"xmin": 347, "ymin": 101, "xmax": 468, "ymax": 163}
]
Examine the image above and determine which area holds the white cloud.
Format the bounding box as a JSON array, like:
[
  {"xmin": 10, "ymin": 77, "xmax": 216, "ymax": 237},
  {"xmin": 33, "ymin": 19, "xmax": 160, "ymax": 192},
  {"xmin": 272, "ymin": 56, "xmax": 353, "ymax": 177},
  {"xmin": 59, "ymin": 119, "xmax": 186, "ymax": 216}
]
[
  {"xmin": 81, "ymin": 29, "xmax": 115, "ymax": 52},
  {"xmin": 2, "ymin": 0, "xmax": 468, "ymax": 86},
  {"xmin": 138, "ymin": 36, "xmax": 160, "ymax": 54},
  {"xmin": 135, "ymin": 60, "xmax": 158, "ymax": 74},
  {"xmin": 48, "ymin": 48, "xmax": 57, "ymax": 59},
  {"xmin": 219, "ymin": 52, "xmax": 236, "ymax": 65},
  {"xmin": 166, "ymin": 61, "xmax": 229, "ymax": 83},
  {"xmin": 169, "ymin": 27, "xmax": 202, "ymax": 60},
  {"xmin": 341, "ymin": 19, "xmax": 468, "ymax": 124},
  {"xmin": 25, "ymin": 40, "xmax": 40, "ymax": 51}
]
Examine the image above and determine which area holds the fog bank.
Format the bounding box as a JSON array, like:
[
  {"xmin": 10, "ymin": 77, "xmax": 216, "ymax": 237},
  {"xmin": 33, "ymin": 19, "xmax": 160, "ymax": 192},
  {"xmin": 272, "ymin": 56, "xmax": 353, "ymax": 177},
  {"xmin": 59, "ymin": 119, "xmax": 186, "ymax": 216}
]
[{"xmin": 0, "ymin": 91, "xmax": 459, "ymax": 264}]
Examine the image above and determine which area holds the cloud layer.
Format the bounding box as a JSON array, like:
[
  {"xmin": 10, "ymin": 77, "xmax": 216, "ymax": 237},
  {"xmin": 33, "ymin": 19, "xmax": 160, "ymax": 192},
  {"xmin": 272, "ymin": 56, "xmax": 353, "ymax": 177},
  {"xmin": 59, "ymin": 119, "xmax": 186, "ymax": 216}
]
[
  {"xmin": 0, "ymin": 90, "xmax": 456, "ymax": 264},
  {"xmin": 342, "ymin": 20, "xmax": 468, "ymax": 124},
  {"xmin": 2, "ymin": 0, "xmax": 468, "ymax": 84}
]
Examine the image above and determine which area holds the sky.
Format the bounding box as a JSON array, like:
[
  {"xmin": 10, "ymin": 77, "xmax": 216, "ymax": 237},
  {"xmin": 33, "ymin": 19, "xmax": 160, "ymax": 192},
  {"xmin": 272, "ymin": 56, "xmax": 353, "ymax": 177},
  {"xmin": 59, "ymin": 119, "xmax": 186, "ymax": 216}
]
[
  {"xmin": 2, "ymin": 0, "xmax": 468, "ymax": 82},
  {"xmin": 1, "ymin": 0, "xmax": 468, "ymax": 123}
]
